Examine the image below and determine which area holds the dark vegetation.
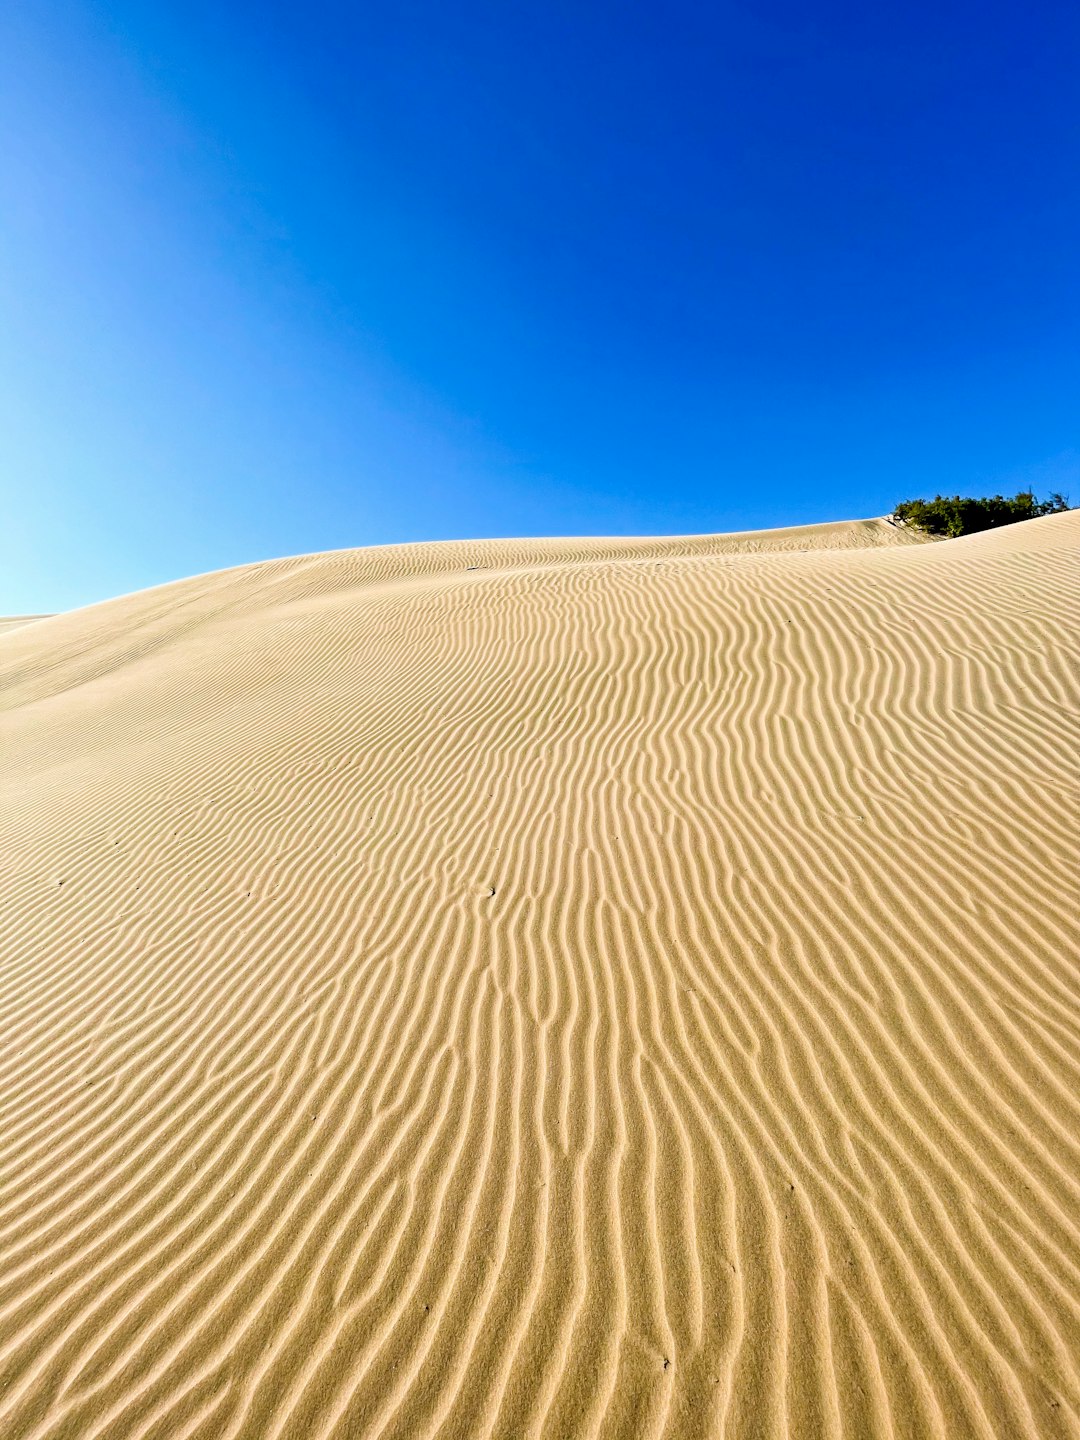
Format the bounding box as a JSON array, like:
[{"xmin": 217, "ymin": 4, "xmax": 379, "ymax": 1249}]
[{"xmin": 892, "ymin": 491, "xmax": 1071, "ymax": 538}]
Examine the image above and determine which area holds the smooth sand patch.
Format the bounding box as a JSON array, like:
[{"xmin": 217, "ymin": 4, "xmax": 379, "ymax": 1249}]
[
  {"xmin": 1, "ymin": 513, "xmax": 1077, "ymax": 1438},
  {"xmin": 0, "ymin": 617, "xmax": 51, "ymax": 636}
]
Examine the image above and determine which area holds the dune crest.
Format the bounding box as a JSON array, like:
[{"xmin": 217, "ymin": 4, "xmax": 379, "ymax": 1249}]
[{"xmin": 1, "ymin": 513, "xmax": 1078, "ymax": 1439}]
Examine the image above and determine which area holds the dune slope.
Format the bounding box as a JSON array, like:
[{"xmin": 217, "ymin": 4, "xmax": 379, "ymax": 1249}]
[
  {"xmin": 0, "ymin": 617, "xmax": 51, "ymax": 636},
  {"xmin": 1, "ymin": 513, "xmax": 1078, "ymax": 1440}
]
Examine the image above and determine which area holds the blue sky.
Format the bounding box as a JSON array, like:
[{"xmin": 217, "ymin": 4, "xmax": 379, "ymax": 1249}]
[{"xmin": 2, "ymin": 0, "xmax": 1077, "ymax": 613}]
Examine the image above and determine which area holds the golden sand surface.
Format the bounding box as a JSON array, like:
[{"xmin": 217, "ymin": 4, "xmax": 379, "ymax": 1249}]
[
  {"xmin": 1, "ymin": 513, "xmax": 1078, "ymax": 1439},
  {"xmin": 0, "ymin": 618, "xmax": 51, "ymax": 636}
]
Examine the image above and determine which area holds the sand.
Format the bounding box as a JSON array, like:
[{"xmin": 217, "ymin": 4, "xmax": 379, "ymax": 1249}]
[
  {"xmin": 1, "ymin": 512, "xmax": 1078, "ymax": 1439},
  {"xmin": 0, "ymin": 618, "xmax": 51, "ymax": 637}
]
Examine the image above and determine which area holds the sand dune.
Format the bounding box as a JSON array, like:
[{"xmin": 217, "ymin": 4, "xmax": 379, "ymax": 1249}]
[
  {"xmin": 0, "ymin": 618, "xmax": 50, "ymax": 637},
  {"xmin": 1, "ymin": 512, "xmax": 1078, "ymax": 1439}
]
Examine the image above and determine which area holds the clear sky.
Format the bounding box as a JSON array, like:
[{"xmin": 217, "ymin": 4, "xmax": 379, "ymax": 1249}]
[{"xmin": 2, "ymin": 0, "xmax": 1077, "ymax": 613}]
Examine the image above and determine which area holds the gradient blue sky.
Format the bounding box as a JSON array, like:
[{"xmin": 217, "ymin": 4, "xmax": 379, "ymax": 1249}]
[{"xmin": 2, "ymin": 0, "xmax": 1077, "ymax": 613}]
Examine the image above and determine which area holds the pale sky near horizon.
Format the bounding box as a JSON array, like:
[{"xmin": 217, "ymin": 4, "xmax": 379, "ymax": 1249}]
[{"xmin": 2, "ymin": 0, "xmax": 1077, "ymax": 614}]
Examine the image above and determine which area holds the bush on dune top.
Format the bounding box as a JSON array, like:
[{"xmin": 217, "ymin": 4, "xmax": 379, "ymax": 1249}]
[{"xmin": 892, "ymin": 490, "xmax": 1071, "ymax": 538}]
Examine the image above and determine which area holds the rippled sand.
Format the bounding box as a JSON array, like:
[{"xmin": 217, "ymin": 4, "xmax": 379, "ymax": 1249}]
[{"xmin": 1, "ymin": 512, "xmax": 1078, "ymax": 1439}]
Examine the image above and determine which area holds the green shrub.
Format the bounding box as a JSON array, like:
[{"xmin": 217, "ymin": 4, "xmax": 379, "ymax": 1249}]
[{"xmin": 892, "ymin": 490, "xmax": 1070, "ymax": 538}]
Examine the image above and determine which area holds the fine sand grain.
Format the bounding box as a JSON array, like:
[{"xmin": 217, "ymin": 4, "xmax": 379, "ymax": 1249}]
[{"xmin": 1, "ymin": 513, "xmax": 1078, "ymax": 1439}]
